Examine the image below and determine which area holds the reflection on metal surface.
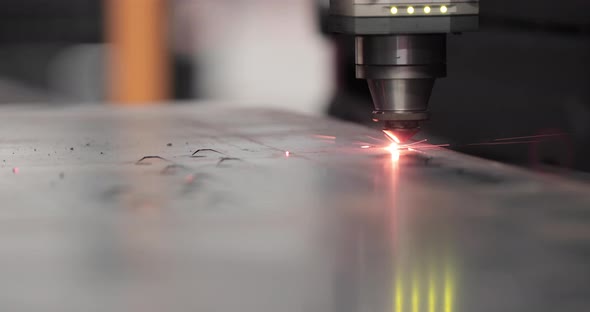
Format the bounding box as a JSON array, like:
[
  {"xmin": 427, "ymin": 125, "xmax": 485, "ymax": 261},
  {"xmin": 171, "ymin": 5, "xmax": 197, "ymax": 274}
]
[
  {"xmin": 429, "ymin": 262, "xmax": 437, "ymax": 312},
  {"xmin": 1, "ymin": 107, "xmax": 590, "ymax": 311},
  {"xmin": 392, "ymin": 242, "xmax": 457, "ymax": 312},
  {"xmin": 412, "ymin": 271, "xmax": 420, "ymax": 312},
  {"xmin": 383, "ymin": 130, "xmax": 401, "ymax": 144},
  {"xmin": 395, "ymin": 273, "xmax": 404, "ymax": 312}
]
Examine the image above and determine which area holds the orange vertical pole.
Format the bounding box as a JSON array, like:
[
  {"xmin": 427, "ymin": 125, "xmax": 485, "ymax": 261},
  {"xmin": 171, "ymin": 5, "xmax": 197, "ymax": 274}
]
[{"xmin": 106, "ymin": 0, "xmax": 170, "ymax": 105}]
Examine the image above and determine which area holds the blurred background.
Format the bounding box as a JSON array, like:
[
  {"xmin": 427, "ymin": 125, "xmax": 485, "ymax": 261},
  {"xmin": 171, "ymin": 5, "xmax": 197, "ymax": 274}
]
[{"xmin": 0, "ymin": 0, "xmax": 588, "ymax": 172}]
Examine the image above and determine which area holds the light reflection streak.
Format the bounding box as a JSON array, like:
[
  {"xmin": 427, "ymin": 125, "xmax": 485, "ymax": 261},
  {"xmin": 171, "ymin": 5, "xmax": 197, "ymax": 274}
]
[
  {"xmin": 429, "ymin": 265, "xmax": 437, "ymax": 312},
  {"xmin": 444, "ymin": 259, "xmax": 455, "ymax": 312},
  {"xmin": 392, "ymin": 257, "xmax": 457, "ymax": 312},
  {"xmin": 378, "ymin": 128, "xmax": 458, "ymax": 312},
  {"xmin": 383, "ymin": 130, "xmax": 401, "ymax": 143},
  {"xmin": 395, "ymin": 274, "xmax": 404, "ymax": 312},
  {"xmin": 412, "ymin": 271, "xmax": 420, "ymax": 312}
]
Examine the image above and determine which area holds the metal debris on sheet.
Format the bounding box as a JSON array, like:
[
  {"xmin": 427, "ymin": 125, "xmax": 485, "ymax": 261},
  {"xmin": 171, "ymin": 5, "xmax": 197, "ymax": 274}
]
[
  {"xmin": 160, "ymin": 164, "xmax": 189, "ymax": 175},
  {"xmin": 191, "ymin": 149, "xmax": 226, "ymax": 158},
  {"xmin": 135, "ymin": 155, "xmax": 170, "ymax": 165},
  {"xmin": 216, "ymin": 157, "xmax": 243, "ymax": 167}
]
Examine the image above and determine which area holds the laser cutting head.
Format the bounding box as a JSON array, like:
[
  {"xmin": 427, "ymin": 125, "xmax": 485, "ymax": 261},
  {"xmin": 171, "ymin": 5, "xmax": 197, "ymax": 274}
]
[{"xmin": 330, "ymin": 0, "xmax": 479, "ymax": 141}]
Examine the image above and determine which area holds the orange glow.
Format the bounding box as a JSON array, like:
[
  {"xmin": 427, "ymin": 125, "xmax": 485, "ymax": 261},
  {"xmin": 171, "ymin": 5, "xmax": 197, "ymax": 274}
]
[{"xmin": 383, "ymin": 130, "xmax": 401, "ymax": 143}]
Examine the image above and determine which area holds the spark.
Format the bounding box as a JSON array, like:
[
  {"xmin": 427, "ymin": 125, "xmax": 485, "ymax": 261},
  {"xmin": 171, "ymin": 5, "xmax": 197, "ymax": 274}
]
[
  {"xmin": 285, "ymin": 151, "xmax": 291, "ymax": 157},
  {"xmin": 313, "ymin": 135, "xmax": 336, "ymax": 140},
  {"xmin": 360, "ymin": 145, "xmax": 371, "ymax": 149},
  {"xmin": 493, "ymin": 133, "xmax": 567, "ymax": 142},
  {"xmin": 466, "ymin": 140, "xmax": 540, "ymax": 147},
  {"xmin": 365, "ymin": 135, "xmax": 384, "ymax": 142},
  {"xmin": 403, "ymin": 139, "xmax": 428, "ymax": 147}
]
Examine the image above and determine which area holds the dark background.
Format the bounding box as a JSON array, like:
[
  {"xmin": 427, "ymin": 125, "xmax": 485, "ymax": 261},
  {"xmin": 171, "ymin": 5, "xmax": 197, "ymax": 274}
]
[{"xmin": 0, "ymin": 0, "xmax": 588, "ymax": 173}]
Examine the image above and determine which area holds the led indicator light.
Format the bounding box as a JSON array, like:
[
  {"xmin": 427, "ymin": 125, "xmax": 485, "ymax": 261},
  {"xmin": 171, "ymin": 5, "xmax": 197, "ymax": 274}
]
[
  {"xmin": 390, "ymin": 6, "xmax": 398, "ymax": 14},
  {"xmin": 424, "ymin": 6, "xmax": 431, "ymax": 14},
  {"xmin": 441, "ymin": 5, "xmax": 448, "ymax": 13},
  {"xmin": 407, "ymin": 6, "xmax": 415, "ymax": 14}
]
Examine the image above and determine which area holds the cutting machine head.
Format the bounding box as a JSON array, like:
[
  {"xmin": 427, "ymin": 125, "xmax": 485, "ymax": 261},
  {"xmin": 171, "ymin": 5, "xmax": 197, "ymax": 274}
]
[{"xmin": 330, "ymin": 1, "xmax": 479, "ymax": 141}]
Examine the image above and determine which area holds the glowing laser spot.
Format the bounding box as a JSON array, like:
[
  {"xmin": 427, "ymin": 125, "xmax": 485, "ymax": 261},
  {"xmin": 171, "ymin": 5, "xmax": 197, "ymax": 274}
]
[
  {"xmin": 383, "ymin": 130, "xmax": 401, "ymax": 143},
  {"xmin": 285, "ymin": 151, "xmax": 291, "ymax": 157},
  {"xmin": 386, "ymin": 143, "xmax": 401, "ymax": 161},
  {"xmin": 385, "ymin": 142, "xmax": 399, "ymax": 153}
]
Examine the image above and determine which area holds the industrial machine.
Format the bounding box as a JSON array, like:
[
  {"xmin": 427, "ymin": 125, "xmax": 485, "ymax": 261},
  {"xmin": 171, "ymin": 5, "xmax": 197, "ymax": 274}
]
[{"xmin": 330, "ymin": 0, "xmax": 479, "ymax": 142}]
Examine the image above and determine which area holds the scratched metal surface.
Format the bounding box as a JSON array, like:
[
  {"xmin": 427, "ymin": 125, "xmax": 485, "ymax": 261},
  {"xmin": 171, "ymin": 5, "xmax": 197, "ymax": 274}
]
[{"xmin": 0, "ymin": 105, "xmax": 589, "ymax": 312}]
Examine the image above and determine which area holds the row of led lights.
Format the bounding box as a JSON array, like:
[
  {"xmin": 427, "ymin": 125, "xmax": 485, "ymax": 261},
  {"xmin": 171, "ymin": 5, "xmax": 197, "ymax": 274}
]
[{"xmin": 390, "ymin": 5, "xmax": 449, "ymax": 14}]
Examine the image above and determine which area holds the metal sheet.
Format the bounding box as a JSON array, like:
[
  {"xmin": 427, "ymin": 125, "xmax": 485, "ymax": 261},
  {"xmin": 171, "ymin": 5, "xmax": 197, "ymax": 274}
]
[{"xmin": 0, "ymin": 105, "xmax": 589, "ymax": 312}]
